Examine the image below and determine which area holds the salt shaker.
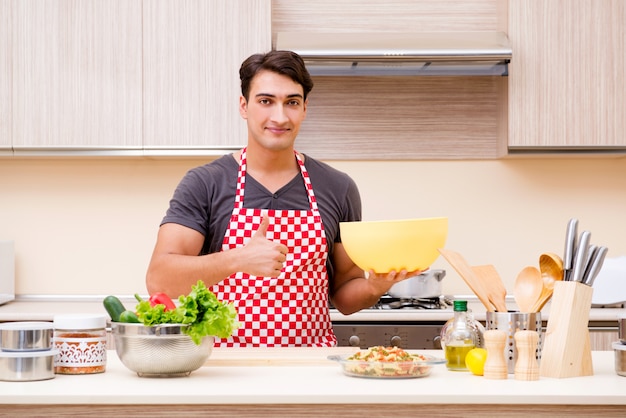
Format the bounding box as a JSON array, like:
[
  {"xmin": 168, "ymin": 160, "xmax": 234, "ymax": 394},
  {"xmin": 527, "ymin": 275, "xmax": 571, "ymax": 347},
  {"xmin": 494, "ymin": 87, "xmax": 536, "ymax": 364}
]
[
  {"xmin": 514, "ymin": 330, "xmax": 539, "ymax": 381},
  {"xmin": 483, "ymin": 329, "xmax": 508, "ymax": 379}
]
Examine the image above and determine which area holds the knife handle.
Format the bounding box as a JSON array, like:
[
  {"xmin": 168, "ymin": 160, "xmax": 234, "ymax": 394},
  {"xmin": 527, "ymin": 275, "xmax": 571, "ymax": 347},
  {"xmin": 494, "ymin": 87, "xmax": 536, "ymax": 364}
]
[
  {"xmin": 581, "ymin": 245, "xmax": 598, "ymax": 284},
  {"xmin": 583, "ymin": 246, "xmax": 608, "ymax": 287},
  {"xmin": 571, "ymin": 231, "xmax": 591, "ymax": 283},
  {"xmin": 563, "ymin": 218, "xmax": 578, "ymax": 280}
]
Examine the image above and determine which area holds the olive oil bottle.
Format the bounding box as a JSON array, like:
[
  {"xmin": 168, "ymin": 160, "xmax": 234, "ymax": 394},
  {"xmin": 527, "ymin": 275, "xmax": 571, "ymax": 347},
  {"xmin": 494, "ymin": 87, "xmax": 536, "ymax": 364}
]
[{"xmin": 441, "ymin": 300, "xmax": 480, "ymax": 371}]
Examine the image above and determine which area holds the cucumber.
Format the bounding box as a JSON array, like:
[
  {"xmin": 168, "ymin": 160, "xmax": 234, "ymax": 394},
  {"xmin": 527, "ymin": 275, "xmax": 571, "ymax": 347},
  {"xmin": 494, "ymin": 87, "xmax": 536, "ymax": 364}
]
[
  {"xmin": 103, "ymin": 295, "xmax": 126, "ymax": 322},
  {"xmin": 118, "ymin": 310, "xmax": 140, "ymax": 323}
]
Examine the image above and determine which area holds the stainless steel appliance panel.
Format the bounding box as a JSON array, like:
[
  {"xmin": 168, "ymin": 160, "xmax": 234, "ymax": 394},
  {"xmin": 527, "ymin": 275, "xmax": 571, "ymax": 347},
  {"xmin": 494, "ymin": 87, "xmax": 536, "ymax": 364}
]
[{"xmin": 332, "ymin": 323, "xmax": 444, "ymax": 350}]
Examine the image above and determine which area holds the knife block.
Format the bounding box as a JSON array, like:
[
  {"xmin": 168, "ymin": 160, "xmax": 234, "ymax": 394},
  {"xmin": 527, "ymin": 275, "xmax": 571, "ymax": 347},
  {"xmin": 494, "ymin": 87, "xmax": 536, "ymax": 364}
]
[{"xmin": 539, "ymin": 281, "xmax": 594, "ymax": 378}]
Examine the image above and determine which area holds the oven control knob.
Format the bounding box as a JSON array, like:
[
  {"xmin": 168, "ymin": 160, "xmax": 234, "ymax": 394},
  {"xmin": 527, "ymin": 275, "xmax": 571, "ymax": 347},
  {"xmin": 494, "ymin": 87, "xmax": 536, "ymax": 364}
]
[
  {"xmin": 348, "ymin": 335, "xmax": 361, "ymax": 347},
  {"xmin": 433, "ymin": 335, "xmax": 442, "ymax": 349},
  {"xmin": 390, "ymin": 335, "xmax": 402, "ymax": 347}
]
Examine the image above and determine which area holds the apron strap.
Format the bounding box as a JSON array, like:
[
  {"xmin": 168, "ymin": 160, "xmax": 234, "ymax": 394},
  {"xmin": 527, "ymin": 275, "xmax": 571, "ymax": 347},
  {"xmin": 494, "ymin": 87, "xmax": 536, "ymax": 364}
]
[{"xmin": 235, "ymin": 147, "xmax": 319, "ymax": 212}]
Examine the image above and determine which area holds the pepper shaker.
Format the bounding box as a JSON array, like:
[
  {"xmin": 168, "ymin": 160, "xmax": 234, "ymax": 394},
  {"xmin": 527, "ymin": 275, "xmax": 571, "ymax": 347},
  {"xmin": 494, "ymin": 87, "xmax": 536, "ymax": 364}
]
[
  {"xmin": 514, "ymin": 330, "xmax": 539, "ymax": 381},
  {"xmin": 483, "ymin": 329, "xmax": 508, "ymax": 379}
]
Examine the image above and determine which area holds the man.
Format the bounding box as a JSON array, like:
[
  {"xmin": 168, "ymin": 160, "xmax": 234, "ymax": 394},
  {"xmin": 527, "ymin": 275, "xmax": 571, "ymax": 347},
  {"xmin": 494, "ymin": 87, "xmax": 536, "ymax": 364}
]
[{"xmin": 146, "ymin": 50, "xmax": 417, "ymax": 347}]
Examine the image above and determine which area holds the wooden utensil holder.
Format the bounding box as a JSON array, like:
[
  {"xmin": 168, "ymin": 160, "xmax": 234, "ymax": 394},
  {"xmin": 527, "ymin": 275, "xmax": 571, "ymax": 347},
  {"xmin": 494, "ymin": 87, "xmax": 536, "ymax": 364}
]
[{"xmin": 539, "ymin": 281, "xmax": 593, "ymax": 378}]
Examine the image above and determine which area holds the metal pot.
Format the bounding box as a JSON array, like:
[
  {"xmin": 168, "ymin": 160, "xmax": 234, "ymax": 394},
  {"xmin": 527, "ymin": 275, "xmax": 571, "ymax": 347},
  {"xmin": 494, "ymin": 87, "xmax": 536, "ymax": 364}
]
[{"xmin": 387, "ymin": 269, "xmax": 446, "ymax": 299}]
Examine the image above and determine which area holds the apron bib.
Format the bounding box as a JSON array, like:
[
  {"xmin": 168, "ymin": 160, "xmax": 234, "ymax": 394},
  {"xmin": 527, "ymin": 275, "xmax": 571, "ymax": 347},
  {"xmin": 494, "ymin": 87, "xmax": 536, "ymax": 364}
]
[{"xmin": 211, "ymin": 148, "xmax": 337, "ymax": 347}]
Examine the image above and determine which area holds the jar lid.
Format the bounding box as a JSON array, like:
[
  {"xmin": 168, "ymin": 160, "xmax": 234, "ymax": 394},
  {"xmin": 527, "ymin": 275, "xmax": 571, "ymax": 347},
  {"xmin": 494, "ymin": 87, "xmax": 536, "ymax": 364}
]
[
  {"xmin": 53, "ymin": 314, "xmax": 106, "ymax": 330},
  {"xmin": 453, "ymin": 300, "xmax": 468, "ymax": 312}
]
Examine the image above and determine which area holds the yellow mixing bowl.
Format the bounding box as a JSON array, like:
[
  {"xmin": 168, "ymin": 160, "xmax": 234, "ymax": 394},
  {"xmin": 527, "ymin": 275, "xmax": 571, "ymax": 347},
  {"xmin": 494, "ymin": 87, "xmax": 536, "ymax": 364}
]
[{"xmin": 340, "ymin": 217, "xmax": 448, "ymax": 273}]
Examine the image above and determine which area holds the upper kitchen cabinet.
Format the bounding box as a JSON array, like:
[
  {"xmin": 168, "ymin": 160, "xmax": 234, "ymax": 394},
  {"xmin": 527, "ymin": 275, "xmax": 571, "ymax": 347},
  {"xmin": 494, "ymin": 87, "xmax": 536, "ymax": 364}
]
[
  {"xmin": 271, "ymin": 0, "xmax": 509, "ymax": 160},
  {"xmin": 508, "ymin": 0, "xmax": 626, "ymax": 150},
  {"xmin": 142, "ymin": 0, "xmax": 271, "ymax": 153},
  {"xmin": 0, "ymin": 1, "xmax": 11, "ymax": 154},
  {"xmin": 11, "ymin": 0, "xmax": 143, "ymax": 153}
]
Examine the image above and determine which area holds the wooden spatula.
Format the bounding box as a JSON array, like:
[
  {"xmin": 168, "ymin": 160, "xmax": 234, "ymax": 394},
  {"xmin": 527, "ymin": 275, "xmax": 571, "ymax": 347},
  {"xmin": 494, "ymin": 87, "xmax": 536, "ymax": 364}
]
[
  {"xmin": 438, "ymin": 248, "xmax": 495, "ymax": 312},
  {"xmin": 471, "ymin": 264, "xmax": 508, "ymax": 313}
]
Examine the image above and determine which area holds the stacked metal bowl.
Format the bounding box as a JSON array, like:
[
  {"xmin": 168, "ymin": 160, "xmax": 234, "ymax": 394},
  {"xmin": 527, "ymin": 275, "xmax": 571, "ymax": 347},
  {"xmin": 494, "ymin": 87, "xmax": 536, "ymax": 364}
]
[{"xmin": 0, "ymin": 321, "xmax": 58, "ymax": 381}]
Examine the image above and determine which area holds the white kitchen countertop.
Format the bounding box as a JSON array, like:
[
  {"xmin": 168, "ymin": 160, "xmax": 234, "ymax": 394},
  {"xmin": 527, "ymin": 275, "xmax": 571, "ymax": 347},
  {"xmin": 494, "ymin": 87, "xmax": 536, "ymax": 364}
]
[
  {"xmin": 0, "ymin": 347, "xmax": 625, "ymax": 417},
  {"xmin": 0, "ymin": 298, "xmax": 623, "ymax": 323}
]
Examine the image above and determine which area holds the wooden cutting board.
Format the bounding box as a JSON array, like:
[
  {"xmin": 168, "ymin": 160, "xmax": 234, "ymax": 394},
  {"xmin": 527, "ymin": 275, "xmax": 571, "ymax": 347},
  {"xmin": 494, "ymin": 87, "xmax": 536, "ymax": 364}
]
[{"xmin": 204, "ymin": 347, "xmax": 360, "ymax": 367}]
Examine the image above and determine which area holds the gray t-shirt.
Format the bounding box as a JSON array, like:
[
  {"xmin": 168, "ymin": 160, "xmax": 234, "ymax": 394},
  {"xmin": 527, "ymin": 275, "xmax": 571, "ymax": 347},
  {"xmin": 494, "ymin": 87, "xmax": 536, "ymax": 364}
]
[{"xmin": 161, "ymin": 153, "xmax": 362, "ymax": 280}]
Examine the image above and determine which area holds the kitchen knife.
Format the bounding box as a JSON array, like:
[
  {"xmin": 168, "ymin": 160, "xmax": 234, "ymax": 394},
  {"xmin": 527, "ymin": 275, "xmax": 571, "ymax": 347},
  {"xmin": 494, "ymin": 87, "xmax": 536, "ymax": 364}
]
[
  {"xmin": 563, "ymin": 218, "xmax": 578, "ymax": 281},
  {"xmin": 582, "ymin": 246, "xmax": 608, "ymax": 287},
  {"xmin": 570, "ymin": 230, "xmax": 591, "ymax": 283},
  {"xmin": 582, "ymin": 244, "xmax": 597, "ymax": 282},
  {"xmin": 586, "ymin": 244, "xmax": 597, "ymax": 264}
]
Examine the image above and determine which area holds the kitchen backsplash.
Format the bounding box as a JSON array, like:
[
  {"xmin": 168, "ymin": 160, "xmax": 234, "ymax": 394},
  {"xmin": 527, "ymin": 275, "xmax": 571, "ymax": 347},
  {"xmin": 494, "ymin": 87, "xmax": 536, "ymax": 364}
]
[{"xmin": 1, "ymin": 156, "xmax": 626, "ymax": 296}]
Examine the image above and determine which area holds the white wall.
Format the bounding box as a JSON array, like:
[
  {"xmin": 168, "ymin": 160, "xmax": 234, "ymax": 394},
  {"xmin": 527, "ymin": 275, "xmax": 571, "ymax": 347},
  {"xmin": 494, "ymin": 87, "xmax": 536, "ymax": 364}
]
[{"xmin": 2, "ymin": 155, "xmax": 625, "ymax": 297}]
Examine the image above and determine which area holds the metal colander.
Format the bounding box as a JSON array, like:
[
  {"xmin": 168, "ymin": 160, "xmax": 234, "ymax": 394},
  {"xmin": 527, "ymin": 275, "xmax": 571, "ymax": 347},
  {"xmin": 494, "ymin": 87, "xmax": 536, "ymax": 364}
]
[{"xmin": 111, "ymin": 322, "xmax": 213, "ymax": 377}]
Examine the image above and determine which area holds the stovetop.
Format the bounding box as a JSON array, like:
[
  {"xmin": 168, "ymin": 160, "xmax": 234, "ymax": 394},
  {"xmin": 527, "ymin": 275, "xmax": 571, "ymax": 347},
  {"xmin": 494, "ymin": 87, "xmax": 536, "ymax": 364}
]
[
  {"xmin": 329, "ymin": 295, "xmax": 453, "ymax": 311},
  {"xmin": 371, "ymin": 295, "xmax": 453, "ymax": 310}
]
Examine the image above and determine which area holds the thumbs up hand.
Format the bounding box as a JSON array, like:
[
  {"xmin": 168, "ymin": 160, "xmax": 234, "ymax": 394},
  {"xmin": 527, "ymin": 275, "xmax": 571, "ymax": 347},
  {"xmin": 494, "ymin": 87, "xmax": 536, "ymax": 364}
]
[
  {"xmin": 241, "ymin": 215, "xmax": 288, "ymax": 277},
  {"xmin": 252, "ymin": 215, "xmax": 271, "ymax": 239}
]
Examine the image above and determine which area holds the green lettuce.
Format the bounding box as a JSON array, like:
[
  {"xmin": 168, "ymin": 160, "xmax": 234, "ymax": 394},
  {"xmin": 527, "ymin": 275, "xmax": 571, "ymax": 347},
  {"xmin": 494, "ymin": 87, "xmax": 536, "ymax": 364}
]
[{"xmin": 135, "ymin": 281, "xmax": 240, "ymax": 345}]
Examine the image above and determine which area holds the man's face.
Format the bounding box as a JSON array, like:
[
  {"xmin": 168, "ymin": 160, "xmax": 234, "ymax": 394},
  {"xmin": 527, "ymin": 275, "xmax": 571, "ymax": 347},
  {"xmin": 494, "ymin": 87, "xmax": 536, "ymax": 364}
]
[{"xmin": 239, "ymin": 70, "xmax": 307, "ymax": 152}]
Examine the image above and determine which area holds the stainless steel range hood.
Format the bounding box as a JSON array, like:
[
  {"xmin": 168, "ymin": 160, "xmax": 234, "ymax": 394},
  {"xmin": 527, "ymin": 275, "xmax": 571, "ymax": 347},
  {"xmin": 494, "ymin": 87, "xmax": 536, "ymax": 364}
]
[{"xmin": 274, "ymin": 32, "xmax": 511, "ymax": 76}]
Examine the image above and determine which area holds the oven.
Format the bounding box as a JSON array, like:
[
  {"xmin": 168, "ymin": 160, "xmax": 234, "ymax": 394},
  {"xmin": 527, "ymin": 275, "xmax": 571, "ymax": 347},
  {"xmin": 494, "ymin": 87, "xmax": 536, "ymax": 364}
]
[
  {"xmin": 330, "ymin": 295, "xmax": 623, "ymax": 351},
  {"xmin": 330, "ymin": 296, "xmax": 453, "ymax": 349}
]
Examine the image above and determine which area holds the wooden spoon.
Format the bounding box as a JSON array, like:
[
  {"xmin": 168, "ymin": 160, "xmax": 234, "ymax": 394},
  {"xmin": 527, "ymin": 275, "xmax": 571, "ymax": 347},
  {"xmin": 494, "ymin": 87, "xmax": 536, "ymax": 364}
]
[
  {"xmin": 514, "ymin": 266, "xmax": 543, "ymax": 313},
  {"xmin": 539, "ymin": 252, "xmax": 564, "ymax": 284},
  {"xmin": 531, "ymin": 253, "xmax": 565, "ymax": 312},
  {"xmin": 472, "ymin": 265, "xmax": 508, "ymax": 313}
]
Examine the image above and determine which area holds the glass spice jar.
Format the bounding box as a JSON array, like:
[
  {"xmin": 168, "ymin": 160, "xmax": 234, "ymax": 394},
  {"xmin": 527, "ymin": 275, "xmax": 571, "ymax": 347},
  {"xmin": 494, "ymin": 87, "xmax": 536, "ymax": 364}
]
[{"xmin": 53, "ymin": 314, "xmax": 107, "ymax": 375}]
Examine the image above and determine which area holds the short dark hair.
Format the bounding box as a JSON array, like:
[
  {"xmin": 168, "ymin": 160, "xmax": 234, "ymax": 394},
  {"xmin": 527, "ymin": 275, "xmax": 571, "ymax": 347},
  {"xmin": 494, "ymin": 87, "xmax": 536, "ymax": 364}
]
[{"xmin": 239, "ymin": 50, "xmax": 314, "ymax": 101}]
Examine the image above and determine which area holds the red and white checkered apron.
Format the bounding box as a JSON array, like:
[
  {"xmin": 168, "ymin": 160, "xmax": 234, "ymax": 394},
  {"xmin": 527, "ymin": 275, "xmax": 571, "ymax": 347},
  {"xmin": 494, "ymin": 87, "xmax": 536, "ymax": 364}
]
[{"xmin": 211, "ymin": 148, "xmax": 337, "ymax": 347}]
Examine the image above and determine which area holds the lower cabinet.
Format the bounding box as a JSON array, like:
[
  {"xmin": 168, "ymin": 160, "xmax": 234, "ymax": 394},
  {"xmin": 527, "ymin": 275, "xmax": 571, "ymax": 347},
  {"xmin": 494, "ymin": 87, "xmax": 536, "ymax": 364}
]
[{"xmin": 589, "ymin": 328, "xmax": 619, "ymax": 351}]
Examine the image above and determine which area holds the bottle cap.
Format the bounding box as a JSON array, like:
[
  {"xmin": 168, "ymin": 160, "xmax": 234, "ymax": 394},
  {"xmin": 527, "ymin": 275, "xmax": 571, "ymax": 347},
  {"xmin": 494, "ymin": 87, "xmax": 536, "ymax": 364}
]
[{"xmin": 453, "ymin": 300, "xmax": 468, "ymax": 312}]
